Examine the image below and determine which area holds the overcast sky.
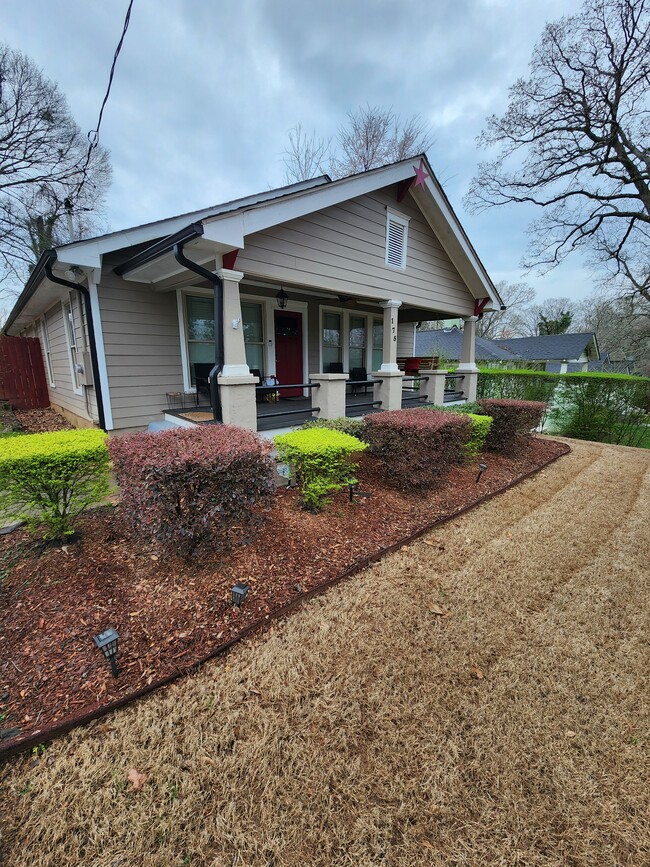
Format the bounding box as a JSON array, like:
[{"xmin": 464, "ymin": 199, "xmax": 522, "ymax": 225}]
[{"xmin": 5, "ymin": 0, "xmax": 590, "ymax": 302}]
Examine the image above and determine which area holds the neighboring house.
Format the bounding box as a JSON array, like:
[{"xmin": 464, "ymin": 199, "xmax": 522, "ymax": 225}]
[
  {"xmin": 3, "ymin": 156, "xmax": 503, "ymax": 434},
  {"xmin": 495, "ymin": 333, "xmax": 600, "ymax": 373},
  {"xmin": 588, "ymin": 351, "xmax": 636, "ymax": 375},
  {"xmin": 415, "ymin": 326, "xmax": 521, "ymax": 364}
]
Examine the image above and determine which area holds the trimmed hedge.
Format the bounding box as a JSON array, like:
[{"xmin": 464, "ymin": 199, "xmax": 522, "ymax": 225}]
[
  {"xmin": 300, "ymin": 416, "xmax": 367, "ymax": 440},
  {"xmin": 423, "ymin": 404, "xmax": 492, "ymax": 460},
  {"xmin": 274, "ymin": 427, "xmax": 367, "ymax": 511},
  {"xmin": 478, "ymin": 369, "xmax": 650, "ymax": 447},
  {"xmin": 109, "ymin": 425, "xmax": 275, "ymax": 558},
  {"xmin": 0, "ymin": 429, "xmax": 110, "ymax": 541},
  {"xmin": 477, "ymin": 399, "xmax": 546, "ymax": 454},
  {"xmin": 364, "ymin": 408, "xmax": 471, "ymax": 490}
]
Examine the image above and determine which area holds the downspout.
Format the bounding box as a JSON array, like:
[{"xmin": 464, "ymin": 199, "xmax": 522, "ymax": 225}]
[
  {"xmin": 173, "ymin": 242, "xmax": 223, "ymax": 422},
  {"xmin": 43, "ymin": 250, "xmax": 107, "ymax": 432}
]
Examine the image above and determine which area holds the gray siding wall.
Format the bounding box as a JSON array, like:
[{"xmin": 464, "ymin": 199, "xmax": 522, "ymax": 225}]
[
  {"xmin": 98, "ymin": 272, "xmax": 184, "ymax": 432},
  {"xmin": 236, "ymin": 188, "xmax": 475, "ymax": 317},
  {"xmin": 397, "ymin": 322, "xmax": 416, "ymax": 357}
]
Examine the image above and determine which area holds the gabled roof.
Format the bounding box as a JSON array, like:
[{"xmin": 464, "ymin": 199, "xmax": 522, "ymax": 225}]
[
  {"xmin": 495, "ymin": 333, "xmax": 599, "ymax": 361},
  {"xmin": 415, "ymin": 328, "xmax": 520, "ymax": 361},
  {"xmin": 5, "ymin": 155, "xmax": 503, "ymax": 334}
]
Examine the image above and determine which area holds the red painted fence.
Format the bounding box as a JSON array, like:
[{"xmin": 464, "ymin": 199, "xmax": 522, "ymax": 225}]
[{"xmin": 0, "ymin": 335, "xmax": 50, "ymax": 409}]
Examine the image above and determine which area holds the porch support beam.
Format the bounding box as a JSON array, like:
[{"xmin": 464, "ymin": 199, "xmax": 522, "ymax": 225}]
[
  {"xmin": 457, "ymin": 315, "xmax": 479, "ymax": 402},
  {"xmin": 380, "ymin": 300, "xmax": 402, "ymax": 372},
  {"xmin": 216, "ymin": 267, "xmax": 258, "ymax": 430}
]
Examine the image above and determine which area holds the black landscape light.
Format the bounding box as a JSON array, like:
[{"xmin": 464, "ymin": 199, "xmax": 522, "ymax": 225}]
[
  {"xmin": 232, "ymin": 581, "xmax": 250, "ymax": 607},
  {"xmin": 476, "ymin": 463, "xmax": 488, "ymax": 483},
  {"xmin": 94, "ymin": 628, "xmax": 119, "ymax": 677},
  {"xmin": 349, "ymin": 483, "xmax": 372, "ymax": 502},
  {"xmin": 276, "ymin": 287, "xmax": 289, "ymax": 309}
]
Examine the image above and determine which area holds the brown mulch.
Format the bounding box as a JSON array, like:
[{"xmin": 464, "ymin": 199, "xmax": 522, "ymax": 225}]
[
  {"xmin": 0, "ymin": 437, "xmax": 567, "ymax": 750},
  {"xmin": 11, "ymin": 408, "xmax": 74, "ymax": 434}
]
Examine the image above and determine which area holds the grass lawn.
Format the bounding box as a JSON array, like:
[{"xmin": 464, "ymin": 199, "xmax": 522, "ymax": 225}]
[{"xmin": 1, "ymin": 438, "xmax": 649, "ymax": 866}]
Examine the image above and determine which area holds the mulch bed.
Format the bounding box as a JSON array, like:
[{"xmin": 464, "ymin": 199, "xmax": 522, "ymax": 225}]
[
  {"xmin": 0, "ymin": 437, "xmax": 569, "ymax": 754},
  {"xmin": 10, "ymin": 408, "xmax": 74, "ymax": 434}
]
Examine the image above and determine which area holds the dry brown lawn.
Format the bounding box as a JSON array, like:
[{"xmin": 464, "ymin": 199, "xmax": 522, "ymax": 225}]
[{"xmin": 1, "ymin": 438, "xmax": 649, "ymax": 867}]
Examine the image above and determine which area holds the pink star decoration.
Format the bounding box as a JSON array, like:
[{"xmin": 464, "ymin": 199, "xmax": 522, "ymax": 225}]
[{"xmin": 413, "ymin": 159, "xmax": 429, "ymax": 188}]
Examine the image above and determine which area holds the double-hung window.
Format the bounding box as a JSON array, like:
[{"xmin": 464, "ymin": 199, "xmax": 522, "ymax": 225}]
[
  {"xmin": 39, "ymin": 316, "xmax": 55, "ymax": 387},
  {"xmin": 348, "ymin": 315, "xmax": 366, "ymax": 371},
  {"xmin": 322, "ymin": 311, "xmax": 342, "ymax": 370},
  {"xmin": 186, "ymin": 295, "xmax": 215, "ymax": 384},
  {"xmin": 372, "ymin": 318, "xmax": 384, "ymax": 372},
  {"xmin": 241, "ymin": 302, "xmax": 265, "ymax": 374},
  {"xmin": 63, "ymin": 298, "xmax": 82, "ymax": 393}
]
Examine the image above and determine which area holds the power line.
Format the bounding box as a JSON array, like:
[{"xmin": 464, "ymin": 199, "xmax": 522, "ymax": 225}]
[{"xmin": 74, "ymin": 0, "xmax": 135, "ymax": 204}]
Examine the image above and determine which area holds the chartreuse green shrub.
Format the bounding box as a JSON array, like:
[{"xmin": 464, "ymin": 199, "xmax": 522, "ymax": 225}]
[
  {"xmin": 364, "ymin": 408, "xmax": 471, "ymax": 491},
  {"xmin": 300, "ymin": 416, "xmax": 368, "ymax": 440},
  {"xmin": 423, "ymin": 405, "xmax": 492, "ymax": 460},
  {"xmin": 0, "ymin": 429, "xmax": 110, "ymax": 541},
  {"xmin": 109, "ymin": 425, "xmax": 275, "ymax": 558},
  {"xmin": 274, "ymin": 427, "xmax": 368, "ymax": 512}
]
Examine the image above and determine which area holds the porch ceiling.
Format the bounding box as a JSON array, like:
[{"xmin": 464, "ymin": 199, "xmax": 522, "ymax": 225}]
[{"xmin": 116, "ymin": 237, "xmax": 229, "ymax": 287}]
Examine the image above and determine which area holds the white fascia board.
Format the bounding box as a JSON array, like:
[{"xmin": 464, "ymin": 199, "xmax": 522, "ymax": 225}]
[{"xmin": 202, "ymin": 162, "xmax": 416, "ymax": 243}]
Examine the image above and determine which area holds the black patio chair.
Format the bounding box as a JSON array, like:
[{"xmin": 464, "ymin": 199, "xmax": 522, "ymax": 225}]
[
  {"xmin": 193, "ymin": 362, "xmax": 214, "ymax": 406},
  {"xmin": 350, "ymin": 367, "xmax": 370, "ymax": 394},
  {"xmin": 327, "ymin": 362, "xmax": 344, "ymax": 374}
]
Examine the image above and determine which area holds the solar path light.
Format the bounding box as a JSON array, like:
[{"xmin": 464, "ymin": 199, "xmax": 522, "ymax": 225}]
[
  {"xmin": 231, "ymin": 582, "xmax": 249, "ymax": 607},
  {"xmin": 94, "ymin": 628, "xmax": 119, "ymax": 677},
  {"xmin": 476, "ymin": 463, "xmax": 488, "ymax": 483}
]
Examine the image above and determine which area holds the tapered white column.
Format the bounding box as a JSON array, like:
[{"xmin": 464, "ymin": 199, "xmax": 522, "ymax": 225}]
[
  {"xmin": 458, "ymin": 315, "xmax": 479, "ymax": 402},
  {"xmin": 379, "ymin": 300, "xmax": 402, "ymax": 372},
  {"xmin": 216, "ymin": 268, "xmax": 258, "ymax": 430}
]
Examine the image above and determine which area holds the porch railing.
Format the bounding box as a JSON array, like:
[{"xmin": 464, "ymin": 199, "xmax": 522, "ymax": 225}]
[
  {"xmin": 401, "ymin": 374, "xmax": 431, "ymax": 405},
  {"xmin": 255, "ymin": 381, "xmax": 320, "ymax": 420},
  {"xmin": 444, "ymin": 373, "xmax": 465, "ymax": 402}
]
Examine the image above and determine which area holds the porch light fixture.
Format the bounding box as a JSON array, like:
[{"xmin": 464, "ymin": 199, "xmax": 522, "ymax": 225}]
[
  {"xmin": 276, "ymin": 287, "xmax": 289, "ymax": 309},
  {"xmin": 94, "ymin": 628, "xmax": 119, "ymax": 677},
  {"xmin": 476, "ymin": 463, "xmax": 488, "ymax": 483},
  {"xmin": 231, "ymin": 581, "xmax": 249, "ymax": 607}
]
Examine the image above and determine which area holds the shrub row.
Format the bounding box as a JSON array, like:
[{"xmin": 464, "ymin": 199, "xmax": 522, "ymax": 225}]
[
  {"xmin": 424, "ymin": 404, "xmax": 492, "ymax": 459},
  {"xmin": 0, "ymin": 429, "xmax": 110, "ymax": 541},
  {"xmin": 274, "ymin": 427, "xmax": 367, "ymax": 511},
  {"xmin": 109, "ymin": 425, "xmax": 275, "ymax": 558},
  {"xmin": 300, "ymin": 416, "xmax": 367, "ymax": 440},
  {"xmin": 477, "ymin": 398, "xmax": 546, "ymax": 454},
  {"xmin": 364, "ymin": 408, "xmax": 471, "ymax": 491}
]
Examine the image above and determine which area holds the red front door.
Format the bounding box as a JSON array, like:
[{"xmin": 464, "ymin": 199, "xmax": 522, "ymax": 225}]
[{"xmin": 274, "ymin": 310, "xmax": 303, "ymax": 397}]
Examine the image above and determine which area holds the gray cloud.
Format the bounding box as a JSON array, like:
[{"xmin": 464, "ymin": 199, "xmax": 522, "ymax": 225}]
[{"xmin": 3, "ymin": 0, "xmax": 589, "ymax": 300}]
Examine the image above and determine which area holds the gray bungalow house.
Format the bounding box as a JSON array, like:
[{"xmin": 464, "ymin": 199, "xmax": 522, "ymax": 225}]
[
  {"xmin": 415, "ymin": 326, "xmax": 520, "ymax": 364},
  {"xmin": 3, "ymin": 156, "xmax": 503, "ymax": 434}
]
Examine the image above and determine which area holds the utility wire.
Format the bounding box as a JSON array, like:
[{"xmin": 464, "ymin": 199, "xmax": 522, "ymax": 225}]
[{"xmin": 73, "ymin": 0, "xmax": 135, "ymax": 205}]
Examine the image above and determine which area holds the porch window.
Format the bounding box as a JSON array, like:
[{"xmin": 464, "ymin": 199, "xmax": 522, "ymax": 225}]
[
  {"xmin": 372, "ymin": 318, "xmax": 383, "ymax": 372},
  {"xmin": 39, "ymin": 317, "xmax": 55, "ymax": 387},
  {"xmin": 63, "ymin": 298, "xmax": 81, "ymax": 392},
  {"xmin": 322, "ymin": 311, "xmax": 342, "ymax": 371},
  {"xmin": 241, "ymin": 302, "xmax": 264, "ymax": 373},
  {"xmin": 349, "ymin": 315, "xmax": 366, "ymax": 372},
  {"xmin": 186, "ymin": 295, "xmax": 214, "ymax": 384}
]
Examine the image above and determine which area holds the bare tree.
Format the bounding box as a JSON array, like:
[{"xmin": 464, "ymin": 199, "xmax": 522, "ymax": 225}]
[
  {"xmin": 0, "ymin": 44, "xmax": 111, "ymax": 295},
  {"xmin": 282, "ymin": 124, "xmax": 331, "ymax": 183},
  {"xmin": 476, "ymin": 281, "xmax": 536, "ymax": 339},
  {"xmin": 577, "ymin": 290, "xmax": 650, "ymax": 373},
  {"xmin": 466, "ymin": 0, "xmax": 650, "ymax": 303},
  {"xmin": 509, "ymin": 296, "xmax": 581, "ymax": 337},
  {"xmin": 282, "ymin": 105, "xmax": 434, "ymax": 183}
]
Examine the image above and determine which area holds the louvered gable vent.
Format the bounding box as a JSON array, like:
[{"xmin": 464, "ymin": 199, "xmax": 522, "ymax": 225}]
[{"xmin": 385, "ymin": 210, "xmax": 409, "ymax": 269}]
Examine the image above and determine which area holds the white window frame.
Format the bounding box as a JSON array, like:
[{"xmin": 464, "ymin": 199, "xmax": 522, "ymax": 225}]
[
  {"xmin": 38, "ymin": 316, "xmax": 56, "ymax": 388},
  {"xmin": 319, "ymin": 306, "xmax": 378, "ymax": 374},
  {"xmin": 385, "ymin": 208, "xmax": 410, "ymax": 271},
  {"xmin": 62, "ymin": 296, "xmax": 82, "ymax": 395}
]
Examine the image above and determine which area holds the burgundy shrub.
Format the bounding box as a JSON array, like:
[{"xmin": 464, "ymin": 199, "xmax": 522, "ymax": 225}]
[
  {"xmin": 109, "ymin": 425, "xmax": 275, "ymax": 557},
  {"xmin": 477, "ymin": 398, "xmax": 547, "ymax": 454},
  {"xmin": 363, "ymin": 408, "xmax": 471, "ymax": 490}
]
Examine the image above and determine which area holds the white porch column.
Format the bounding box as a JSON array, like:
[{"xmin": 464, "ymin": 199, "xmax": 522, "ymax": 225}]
[
  {"xmin": 309, "ymin": 373, "xmax": 348, "ymax": 420},
  {"xmin": 379, "ymin": 300, "xmax": 402, "ymax": 372},
  {"xmin": 372, "ymin": 370, "xmax": 403, "ymax": 412},
  {"xmin": 457, "ymin": 315, "xmax": 479, "ymax": 403},
  {"xmin": 216, "ymin": 268, "xmax": 258, "ymax": 430}
]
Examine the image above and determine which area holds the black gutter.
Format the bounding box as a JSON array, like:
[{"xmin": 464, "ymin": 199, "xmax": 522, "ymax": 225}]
[
  {"xmin": 43, "ymin": 251, "xmax": 107, "ymax": 432},
  {"xmin": 2, "ymin": 250, "xmax": 52, "ymax": 334},
  {"xmin": 173, "ymin": 242, "xmax": 223, "ymax": 423},
  {"xmin": 114, "ymin": 222, "xmax": 204, "ymax": 276}
]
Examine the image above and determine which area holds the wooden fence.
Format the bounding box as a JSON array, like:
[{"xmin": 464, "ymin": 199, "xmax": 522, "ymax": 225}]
[{"xmin": 0, "ymin": 335, "xmax": 50, "ymax": 409}]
